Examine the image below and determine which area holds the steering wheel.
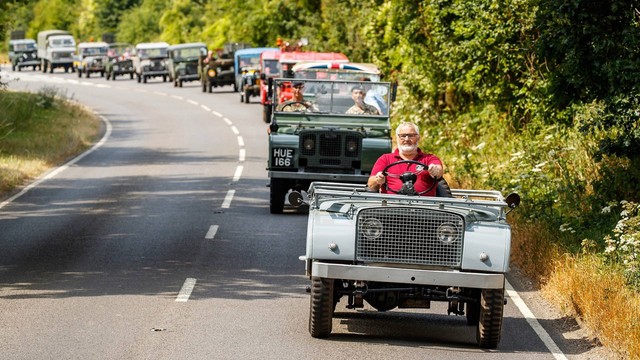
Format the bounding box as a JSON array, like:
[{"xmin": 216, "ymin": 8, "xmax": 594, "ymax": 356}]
[
  {"xmin": 280, "ymin": 101, "xmax": 309, "ymax": 111},
  {"xmin": 381, "ymin": 160, "xmax": 437, "ymax": 196}
]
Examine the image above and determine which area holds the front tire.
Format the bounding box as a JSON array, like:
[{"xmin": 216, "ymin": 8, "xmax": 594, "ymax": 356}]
[
  {"xmin": 309, "ymin": 277, "xmax": 334, "ymax": 338},
  {"xmin": 476, "ymin": 288, "xmax": 505, "ymax": 349},
  {"xmin": 269, "ymin": 179, "xmax": 288, "ymax": 214}
]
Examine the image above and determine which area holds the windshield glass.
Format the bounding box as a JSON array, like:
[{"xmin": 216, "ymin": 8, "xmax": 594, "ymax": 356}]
[
  {"xmin": 138, "ymin": 47, "xmax": 168, "ymax": 58},
  {"xmin": 174, "ymin": 47, "xmax": 205, "ymax": 60},
  {"xmin": 50, "ymin": 38, "xmax": 75, "ymax": 47},
  {"xmin": 274, "ymin": 79, "xmax": 391, "ymax": 116},
  {"xmin": 81, "ymin": 46, "xmax": 108, "ymax": 56},
  {"xmin": 238, "ymin": 54, "xmax": 260, "ymax": 69},
  {"xmin": 12, "ymin": 42, "xmax": 37, "ymax": 51},
  {"xmin": 262, "ymin": 59, "xmax": 280, "ymax": 77},
  {"xmin": 294, "ymin": 69, "xmax": 381, "ymax": 82}
]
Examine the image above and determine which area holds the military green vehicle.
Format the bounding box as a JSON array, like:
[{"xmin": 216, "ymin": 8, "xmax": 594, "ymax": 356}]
[
  {"xmin": 167, "ymin": 42, "xmax": 207, "ymax": 87},
  {"xmin": 266, "ymin": 78, "xmax": 394, "ymax": 213},
  {"xmin": 199, "ymin": 42, "xmax": 251, "ymax": 93}
]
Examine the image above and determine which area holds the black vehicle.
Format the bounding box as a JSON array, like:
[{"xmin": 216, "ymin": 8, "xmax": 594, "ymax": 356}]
[
  {"xmin": 199, "ymin": 42, "xmax": 251, "ymax": 93},
  {"xmin": 105, "ymin": 43, "xmax": 135, "ymax": 80},
  {"xmin": 239, "ymin": 67, "xmax": 261, "ymax": 103},
  {"xmin": 9, "ymin": 39, "xmax": 40, "ymax": 71},
  {"xmin": 168, "ymin": 42, "xmax": 207, "ymax": 87}
]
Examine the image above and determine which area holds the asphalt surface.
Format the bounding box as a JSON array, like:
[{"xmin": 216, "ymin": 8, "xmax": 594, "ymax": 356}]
[{"xmin": 0, "ymin": 65, "xmax": 610, "ymax": 359}]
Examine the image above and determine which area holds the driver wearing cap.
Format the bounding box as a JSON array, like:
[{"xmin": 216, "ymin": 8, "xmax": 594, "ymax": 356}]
[
  {"xmin": 367, "ymin": 122, "xmax": 443, "ymax": 196},
  {"xmin": 276, "ymin": 81, "xmax": 318, "ymax": 112}
]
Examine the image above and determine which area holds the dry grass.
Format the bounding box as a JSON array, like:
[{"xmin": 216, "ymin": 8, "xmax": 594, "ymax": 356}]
[
  {"xmin": 512, "ymin": 221, "xmax": 640, "ymax": 359},
  {"xmin": 0, "ymin": 91, "xmax": 102, "ymax": 195}
]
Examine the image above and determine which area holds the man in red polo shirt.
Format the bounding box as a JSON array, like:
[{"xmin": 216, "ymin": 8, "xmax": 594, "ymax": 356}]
[{"xmin": 367, "ymin": 122, "xmax": 443, "ymax": 196}]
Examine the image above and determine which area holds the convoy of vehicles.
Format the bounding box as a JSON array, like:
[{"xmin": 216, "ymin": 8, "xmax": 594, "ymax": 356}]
[
  {"xmin": 132, "ymin": 42, "xmax": 170, "ymax": 83},
  {"xmin": 37, "ymin": 29, "xmax": 76, "ymax": 73},
  {"xmin": 167, "ymin": 42, "xmax": 207, "ymax": 87},
  {"xmin": 105, "ymin": 42, "xmax": 135, "ymax": 80},
  {"xmin": 6, "ymin": 31, "xmax": 525, "ymax": 350},
  {"xmin": 8, "ymin": 39, "xmax": 40, "ymax": 71},
  {"xmin": 74, "ymin": 42, "xmax": 109, "ymax": 78}
]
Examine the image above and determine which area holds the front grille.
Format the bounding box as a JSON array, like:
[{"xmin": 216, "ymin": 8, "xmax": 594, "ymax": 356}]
[
  {"xmin": 356, "ymin": 207, "xmax": 464, "ymax": 267},
  {"xmin": 299, "ymin": 130, "xmax": 362, "ymax": 170}
]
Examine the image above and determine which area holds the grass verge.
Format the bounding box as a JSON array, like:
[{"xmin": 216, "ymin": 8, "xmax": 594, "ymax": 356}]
[{"xmin": 0, "ymin": 88, "xmax": 102, "ymax": 196}]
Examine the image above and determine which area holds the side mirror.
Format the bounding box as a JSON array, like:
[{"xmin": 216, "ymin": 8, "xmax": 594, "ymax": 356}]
[
  {"xmin": 505, "ymin": 193, "xmax": 521, "ymax": 215},
  {"xmin": 288, "ymin": 191, "xmax": 307, "ymax": 207}
]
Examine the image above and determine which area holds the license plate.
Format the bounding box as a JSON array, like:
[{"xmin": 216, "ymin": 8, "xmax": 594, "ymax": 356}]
[{"xmin": 272, "ymin": 148, "xmax": 294, "ymax": 167}]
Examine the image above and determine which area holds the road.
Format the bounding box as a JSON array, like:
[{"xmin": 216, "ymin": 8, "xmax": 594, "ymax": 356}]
[{"xmin": 0, "ymin": 66, "xmax": 604, "ymax": 359}]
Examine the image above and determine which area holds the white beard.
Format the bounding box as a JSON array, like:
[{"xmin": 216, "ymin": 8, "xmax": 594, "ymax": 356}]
[{"xmin": 398, "ymin": 143, "xmax": 417, "ymax": 153}]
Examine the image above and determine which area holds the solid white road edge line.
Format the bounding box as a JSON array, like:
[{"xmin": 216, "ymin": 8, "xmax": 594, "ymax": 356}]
[
  {"xmin": 505, "ymin": 279, "xmax": 568, "ymax": 360},
  {"xmin": 0, "ymin": 113, "xmax": 113, "ymax": 210},
  {"xmin": 205, "ymin": 225, "xmax": 219, "ymax": 239},
  {"xmin": 222, "ymin": 190, "xmax": 235, "ymax": 208},
  {"xmin": 175, "ymin": 278, "xmax": 197, "ymax": 302}
]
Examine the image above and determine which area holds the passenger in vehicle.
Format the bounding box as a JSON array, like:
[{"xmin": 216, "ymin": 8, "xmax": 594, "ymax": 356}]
[
  {"xmin": 277, "ymin": 81, "xmax": 319, "ymax": 112},
  {"xmin": 359, "ymin": 77, "xmax": 388, "ymax": 115},
  {"xmin": 345, "ymin": 85, "xmax": 381, "ymax": 115},
  {"xmin": 367, "ymin": 122, "xmax": 443, "ymax": 196}
]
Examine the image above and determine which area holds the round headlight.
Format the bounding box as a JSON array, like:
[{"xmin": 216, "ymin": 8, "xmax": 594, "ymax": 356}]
[
  {"xmin": 361, "ymin": 218, "xmax": 383, "ymax": 239},
  {"xmin": 437, "ymin": 223, "xmax": 459, "ymax": 244},
  {"xmin": 303, "ymin": 138, "xmax": 315, "ymax": 151},
  {"xmin": 208, "ymin": 69, "xmax": 216, "ymax": 77},
  {"xmin": 346, "ymin": 140, "xmax": 358, "ymax": 153}
]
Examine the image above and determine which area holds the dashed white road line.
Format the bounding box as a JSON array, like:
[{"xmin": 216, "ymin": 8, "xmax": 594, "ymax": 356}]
[
  {"xmin": 233, "ymin": 166, "xmax": 243, "ymax": 182},
  {"xmin": 230, "ymin": 126, "xmax": 239, "ymax": 135},
  {"xmin": 175, "ymin": 278, "xmax": 197, "ymax": 302},
  {"xmin": 205, "ymin": 225, "xmax": 219, "ymax": 239},
  {"xmin": 239, "ymin": 149, "xmax": 246, "ymax": 162},
  {"xmin": 212, "ymin": 111, "xmax": 222, "ymax": 117},
  {"xmin": 221, "ymin": 190, "xmax": 235, "ymax": 208},
  {"xmin": 187, "ymin": 99, "xmax": 199, "ymax": 106},
  {"xmin": 237, "ymin": 136, "xmax": 245, "ymax": 147}
]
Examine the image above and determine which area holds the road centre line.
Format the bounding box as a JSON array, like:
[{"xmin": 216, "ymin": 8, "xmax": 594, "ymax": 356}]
[
  {"xmin": 239, "ymin": 149, "xmax": 246, "ymax": 162},
  {"xmin": 205, "ymin": 225, "xmax": 219, "ymax": 239},
  {"xmin": 154, "ymin": 91, "xmax": 168, "ymax": 96},
  {"xmin": 505, "ymin": 280, "xmax": 567, "ymax": 360},
  {"xmin": 233, "ymin": 166, "xmax": 243, "ymax": 182},
  {"xmin": 212, "ymin": 111, "xmax": 222, "ymax": 117},
  {"xmin": 237, "ymin": 136, "xmax": 245, "ymax": 147},
  {"xmin": 175, "ymin": 278, "xmax": 197, "ymax": 302},
  {"xmin": 230, "ymin": 126, "xmax": 239, "ymax": 135},
  {"xmin": 223, "ymin": 118, "xmax": 232, "ymax": 125},
  {"xmin": 187, "ymin": 99, "xmax": 199, "ymax": 106},
  {"xmin": 201, "ymin": 105, "xmax": 211, "ymax": 112},
  {"xmin": 222, "ymin": 190, "xmax": 235, "ymax": 208},
  {"xmin": 171, "ymin": 95, "xmax": 183, "ymax": 100}
]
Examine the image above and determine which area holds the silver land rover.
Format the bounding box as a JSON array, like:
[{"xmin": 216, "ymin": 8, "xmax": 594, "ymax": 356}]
[{"xmin": 294, "ymin": 174, "xmax": 520, "ymax": 349}]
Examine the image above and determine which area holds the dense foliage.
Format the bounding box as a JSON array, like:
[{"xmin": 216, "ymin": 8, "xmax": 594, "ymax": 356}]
[{"xmin": 2, "ymin": 0, "xmax": 640, "ymax": 275}]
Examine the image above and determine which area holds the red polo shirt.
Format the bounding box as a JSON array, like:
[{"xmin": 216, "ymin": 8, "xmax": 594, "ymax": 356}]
[{"xmin": 371, "ymin": 148, "xmax": 443, "ymax": 196}]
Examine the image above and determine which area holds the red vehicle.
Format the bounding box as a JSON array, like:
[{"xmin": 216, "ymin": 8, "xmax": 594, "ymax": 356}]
[{"xmin": 259, "ymin": 49, "xmax": 281, "ymax": 123}]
